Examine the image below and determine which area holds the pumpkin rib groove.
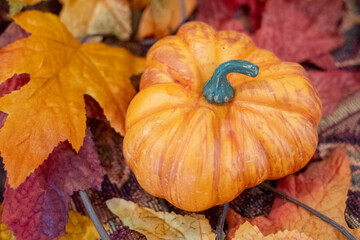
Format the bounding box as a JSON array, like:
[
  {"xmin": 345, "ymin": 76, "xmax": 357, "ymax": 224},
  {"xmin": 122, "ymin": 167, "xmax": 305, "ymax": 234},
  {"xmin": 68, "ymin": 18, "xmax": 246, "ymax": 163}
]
[
  {"xmin": 241, "ymin": 106, "xmax": 315, "ymax": 177},
  {"xmin": 145, "ymin": 38, "xmax": 202, "ymax": 91},
  {"xmin": 232, "ymin": 100, "xmax": 309, "ymax": 117}
]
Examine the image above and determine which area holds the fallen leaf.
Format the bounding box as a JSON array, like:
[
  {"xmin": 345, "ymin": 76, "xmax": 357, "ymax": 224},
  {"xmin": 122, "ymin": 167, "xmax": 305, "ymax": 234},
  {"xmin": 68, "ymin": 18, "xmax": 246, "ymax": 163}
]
[
  {"xmin": 58, "ymin": 211, "xmax": 100, "ymax": 240},
  {"xmin": 0, "ymin": 204, "xmax": 15, "ymax": 240},
  {"xmin": 196, "ymin": 0, "xmax": 264, "ymax": 32},
  {"xmin": 136, "ymin": 0, "xmax": 196, "ymax": 39},
  {"xmin": 230, "ymin": 221, "xmax": 312, "ymax": 240},
  {"xmin": 253, "ymin": 0, "xmax": 344, "ymax": 63},
  {"xmin": 308, "ymin": 70, "xmax": 360, "ymax": 117},
  {"xmin": 88, "ymin": 118, "xmax": 131, "ymax": 189},
  {"xmin": 2, "ymin": 129, "xmax": 103, "ymax": 240},
  {"xmin": 6, "ymin": 0, "xmax": 41, "ymax": 15},
  {"xmin": 106, "ymin": 198, "xmax": 216, "ymax": 240},
  {"xmin": 227, "ymin": 148, "xmax": 360, "ymax": 240},
  {"xmin": 59, "ymin": 0, "xmax": 132, "ymax": 41},
  {"xmin": 0, "ymin": 10, "xmax": 145, "ymax": 188},
  {"xmin": 0, "ymin": 22, "xmax": 30, "ymax": 49}
]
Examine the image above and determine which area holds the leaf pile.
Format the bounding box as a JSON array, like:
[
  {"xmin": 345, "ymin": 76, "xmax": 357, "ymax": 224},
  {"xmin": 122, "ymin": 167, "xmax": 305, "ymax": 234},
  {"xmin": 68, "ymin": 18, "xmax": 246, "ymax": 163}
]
[{"xmin": 0, "ymin": 0, "xmax": 359, "ymax": 240}]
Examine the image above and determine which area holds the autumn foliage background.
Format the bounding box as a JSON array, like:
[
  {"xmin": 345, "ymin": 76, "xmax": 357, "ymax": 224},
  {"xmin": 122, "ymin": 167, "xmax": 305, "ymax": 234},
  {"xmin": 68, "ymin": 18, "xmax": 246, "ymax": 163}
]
[{"xmin": 0, "ymin": 0, "xmax": 359, "ymax": 239}]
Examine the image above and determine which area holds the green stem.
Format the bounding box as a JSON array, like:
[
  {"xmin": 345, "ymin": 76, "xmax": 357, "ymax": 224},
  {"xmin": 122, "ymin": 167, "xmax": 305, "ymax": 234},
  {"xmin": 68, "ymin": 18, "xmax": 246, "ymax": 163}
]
[{"xmin": 203, "ymin": 60, "xmax": 259, "ymax": 105}]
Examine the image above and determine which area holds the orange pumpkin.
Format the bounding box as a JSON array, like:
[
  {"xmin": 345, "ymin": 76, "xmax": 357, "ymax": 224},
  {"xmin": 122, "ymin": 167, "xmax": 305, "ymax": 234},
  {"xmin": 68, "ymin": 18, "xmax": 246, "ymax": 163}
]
[{"xmin": 124, "ymin": 22, "xmax": 322, "ymax": 211}]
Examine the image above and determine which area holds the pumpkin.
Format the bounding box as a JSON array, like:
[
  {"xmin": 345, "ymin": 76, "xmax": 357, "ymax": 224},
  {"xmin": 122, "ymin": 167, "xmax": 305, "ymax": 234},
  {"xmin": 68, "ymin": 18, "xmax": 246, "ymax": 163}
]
[{"xmin": 123, "ymin": 22, "xmax": 322, "ymax": 211}]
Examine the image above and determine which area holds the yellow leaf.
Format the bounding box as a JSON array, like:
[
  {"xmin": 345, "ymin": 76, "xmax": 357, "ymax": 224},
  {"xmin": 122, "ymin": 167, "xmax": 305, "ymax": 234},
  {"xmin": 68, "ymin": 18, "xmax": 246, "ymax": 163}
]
[
  {"xmin": 60, "ymin": 0, "xmax": 132, "ymax": 41},
  {"xmin": 106, "ymin": 198, "xmax": 216, "ymax": 240},
  {"xmin": 0, "ymin": 10, "xmax": 145, "ymax": 188},
  {"xmin": 59, "ymin": 211, "xmax": 100, "ymax": 240},
  {"xmin": 136, "ymin": 0, "xmax": 196, "ymax": 39},
  {"xmin": 231, "ymin": 221, "xmax": 312, "ymax": 240},
  {"xmin": 0, "ymin": 204, "xmax": 16, "ymax": 240},
  {"xmin": 6, "ymin": 0, "xmax": 41, "ymax": 15}
]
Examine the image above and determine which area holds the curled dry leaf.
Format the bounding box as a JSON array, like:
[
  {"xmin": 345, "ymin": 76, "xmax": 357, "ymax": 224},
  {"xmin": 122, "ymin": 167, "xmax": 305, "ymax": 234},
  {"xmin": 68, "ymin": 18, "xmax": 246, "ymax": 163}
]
[
  {"xmin": 0, "ymin": 10, "xmax": 145, "ymax": 188},
  {"xmin": 60, "ymin": 0, "xmax": 132, "ymax": 41},
  {"xmin": 106, "ymin": 198, "xmax": 216, "ymax": 240},
  {"xmin": 58, "ymin": 211, "xmax": 100, "ymax": 240},
  {"xmin": 230, "ymin": 221, "xmax": 312, "ymax": 240},
  {"xmin": 227, "ymin": 148, "xmax": 360, "ymax": 240},
  {"xmin": 136, "ymin": 0, "xmax": 196, "ymax": 39}
]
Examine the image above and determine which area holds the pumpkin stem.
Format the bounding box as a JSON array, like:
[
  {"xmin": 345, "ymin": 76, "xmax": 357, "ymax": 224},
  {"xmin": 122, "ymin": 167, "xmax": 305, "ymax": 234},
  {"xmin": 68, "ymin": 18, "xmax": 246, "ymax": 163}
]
[{"xmin": 203, "ymin": 60, "xmax": 259, "ymax": 105}]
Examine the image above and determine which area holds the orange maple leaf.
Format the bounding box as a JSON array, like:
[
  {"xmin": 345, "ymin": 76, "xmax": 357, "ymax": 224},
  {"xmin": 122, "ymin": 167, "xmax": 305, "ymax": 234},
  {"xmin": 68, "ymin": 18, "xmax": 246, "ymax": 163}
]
[
  {"xmin": 0, "ymin": 10, "xmax": 145, "ymax": 188},
  {"xmin": 227, "ymin": 147, "xmax": 360, "ymax": 240}
]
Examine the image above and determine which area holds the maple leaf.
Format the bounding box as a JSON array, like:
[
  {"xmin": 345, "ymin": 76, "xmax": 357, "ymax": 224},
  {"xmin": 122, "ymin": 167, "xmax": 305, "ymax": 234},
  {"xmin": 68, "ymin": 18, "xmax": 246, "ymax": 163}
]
[
  {"xmin": 230, "ymin": 221, "xmax": 312, "ymax": 240},
  {"xmin": 58, "ymin": 211, "xmax": 100, "ymax": 240},
  {"xmin": 59, "ymin": 0, "xmax": 132, "ymax": 41},
  {"xmin": 0, "ymin": 10, "xmax": 145, "ymax": 188},
  {"xmin": 227, "ymin": 148, "xmax": 360, "ymax": 240},
  {"xmin": 252, "ymin": 0, "xmax": 344, "ymax": 63},
  {"xmin": 1, "ymin": 128, "xmax": 103, "ymax": 240},
  {"xmin": 106, "ymin": 198, "xmax": 216, "ymax": 240},
  {"xmin": 136, "ymin": 0, "xmax": 197, "ymax": 39},
  {"xmin": 308, "ymin": 70, "xmax": 360, "ymax": 117}
]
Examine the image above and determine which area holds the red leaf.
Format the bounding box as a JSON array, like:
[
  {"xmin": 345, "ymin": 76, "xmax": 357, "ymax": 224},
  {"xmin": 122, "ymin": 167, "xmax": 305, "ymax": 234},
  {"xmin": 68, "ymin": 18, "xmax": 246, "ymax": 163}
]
[
  {"xmin": 0, "ymin": 22, "xmax": 30, "ymax": 49},
  {"xmin": 308, "ymin": 70, "xmax": 360, "ymax": 117},
  {"xmin": 196, "ymin": 0, "xmax": 264, "ymax": 32},
  {"xmin": 253, "ymin": 0, "xmax": 344, "ymax": 62},
  {"xmin": 0, "ymin": 73, "xmax": 30, "ymax": 147},
  {"xmin": 0, "ymin": 73, "xmax": 30, "ymax": 98},
  {"xmin": 1, "ymin": 129, "xmax": 103, "ymax": 240}
]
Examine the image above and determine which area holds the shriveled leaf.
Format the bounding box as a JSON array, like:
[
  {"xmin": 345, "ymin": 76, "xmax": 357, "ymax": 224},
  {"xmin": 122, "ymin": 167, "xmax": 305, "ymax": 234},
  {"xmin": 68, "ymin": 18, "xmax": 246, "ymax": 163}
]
[
  {"xmin": 0, "ymin": 204, "xmax": 16, "ymax": 240},
  {"xmin": 136, "ymin": 0, "xmax": 196, "ymax": 39},
  {"xmin": 227, "ymin": 148, "xmax": 360, "ymax": 240},
  {"xmin": 2, "ymin": 129, "xmax": 103, "ymax": 240},
  {"xmin": 230, "ymin": 221, "xmax": 312, "ymax": 240},
  {"xmin": 58, "ymin": 211, "xmax": 100, "ymax": 240},
  {"xmin": 0, "ymin": 22, "xmax": 30, "ymax": 49},
  {"xmin": 6, "ymin": 0, "xmax": 41, "ymax": 15},
  {"xmin": 106, "ymin": 198, "xmax": 216, "ymax": 240},
  {"xmin": 308, "ymin": 70, "xmax": 360, "ymax": 117},
  {"xmin": 253, "ymin": 0, "xmax": 343, "ymax": 62},
  {"xmin": 0, "ymin": 10, "xmax": 145, "ymax": 188},
  {"xmin": 60, "ymin": 0, "xmax": 132, "ymax": 41}
]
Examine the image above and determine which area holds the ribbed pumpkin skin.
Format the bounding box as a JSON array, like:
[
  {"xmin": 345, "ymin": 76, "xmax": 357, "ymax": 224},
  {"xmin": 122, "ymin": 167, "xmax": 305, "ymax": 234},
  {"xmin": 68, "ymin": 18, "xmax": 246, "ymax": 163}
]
[{"xmin": 124, "ymin": 22, "xmax": 322, "ymax": 211}]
